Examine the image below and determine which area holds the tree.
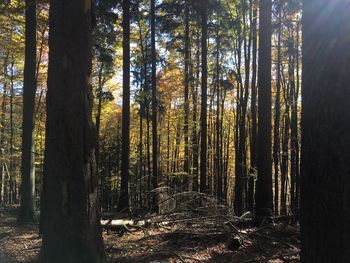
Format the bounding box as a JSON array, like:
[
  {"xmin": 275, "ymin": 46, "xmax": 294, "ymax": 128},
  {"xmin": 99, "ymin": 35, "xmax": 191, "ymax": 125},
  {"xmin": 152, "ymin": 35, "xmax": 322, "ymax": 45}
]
[
  {"xmin": 18, "ymin": 0, "xmax": 36, "ymax": 223},
  {"xmin": 233, "ymin": 0, "xmax": 252, "ymax": 215},
  {"xmin": 255, "ymin": 0, "xmax": 273, "ymax": 218},
  {"xmin": 273, "ymin": 0, "xmax": 282, "ymax": 215},
  {"xmin": 39, "ymin": 0, "xmax": 105, "ymax": 261},
  {"xmin": 200, "ymin": 0, "xmax": 208, "ymax": 194},
  {"xmin": 192, "ymin": 23, "xmax": 200, "ymax": 192},
  {"xmin": 0, "ymin": 51, "xmax": 9, "ymax": 205},
  {"xmin": 117, "ymin": 0, "xmax": 130, "ymax": 213},
  {"xmin": 151, "ymin": 0, "xmax": 158, "ymax": 212},
  {"xmin": 9, "ymin": 56, "xmax": 15, "ymax": 204},
  {"xmin": 301, "ymin": 0, "xmax": 350, "ymax": 261},
  {"xmin": 248, "ymin": 0, "xmax": 258, "ymax": 213},
  {"xmin": 183, "ymin": 0, "xmax": 190, "ymax": 191}
]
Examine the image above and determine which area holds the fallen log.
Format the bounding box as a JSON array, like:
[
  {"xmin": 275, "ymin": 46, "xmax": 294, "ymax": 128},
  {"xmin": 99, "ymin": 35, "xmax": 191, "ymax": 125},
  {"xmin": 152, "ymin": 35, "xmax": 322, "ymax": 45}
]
[{"xmin": 100, "ymin": 219, "xmax": 146, "ymax": 232}]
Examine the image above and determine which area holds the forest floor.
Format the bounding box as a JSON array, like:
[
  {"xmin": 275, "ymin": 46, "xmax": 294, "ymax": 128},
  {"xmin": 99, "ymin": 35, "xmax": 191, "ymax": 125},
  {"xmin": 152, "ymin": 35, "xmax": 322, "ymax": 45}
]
[{"xmin": 0, "ymin": 205, "xmax": 300, "ymax": 263}]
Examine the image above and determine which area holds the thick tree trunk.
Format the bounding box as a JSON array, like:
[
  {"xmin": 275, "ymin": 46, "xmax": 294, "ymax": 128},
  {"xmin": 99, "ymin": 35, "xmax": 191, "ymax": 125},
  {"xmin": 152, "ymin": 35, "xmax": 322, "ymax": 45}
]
[
  {"xmin": 118, "ymin": 0, "xmax": 130, "ymax": 212},
  {"xmin": 39, "ymin": 0, "xmax": 105, "ymax": 261},
  {"xmin": 301, "ymin": 1, "xmax": 350, "ymax": 261},
  {"xmin": 255, "ymin": 0, "xmax": 273, "ymax": 218},
  {"xmin": 19, "ymin": 0, "xmax": 37, "ymax": 223}
]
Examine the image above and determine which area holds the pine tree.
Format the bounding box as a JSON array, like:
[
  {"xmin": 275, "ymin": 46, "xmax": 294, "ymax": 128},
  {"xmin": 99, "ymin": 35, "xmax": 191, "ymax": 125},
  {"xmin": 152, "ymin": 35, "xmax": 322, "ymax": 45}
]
[{"xmin": 39, "ymin": 0, "xmax": 105, "ymax": 261}]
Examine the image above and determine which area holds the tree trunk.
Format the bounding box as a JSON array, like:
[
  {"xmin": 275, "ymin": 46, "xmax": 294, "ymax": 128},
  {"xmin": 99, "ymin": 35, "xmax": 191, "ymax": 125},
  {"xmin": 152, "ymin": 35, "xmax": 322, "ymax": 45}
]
[
  {"xmin": 39, "ymin": 0, "xmax": 105, "ymax": 261},
  {"xmin": 224, "ymin": 123, "xmax": 231, "ymax": 200},
  {"xmin": 273, "ymin": 3, "xmax": 282, "ymax": 215},
  {"xmin": 183, "ymin": 0, "xmax": 190, "ymax": 191},
  {"xmin": 136, "ymin": 10, "xmax": 145, "ymax": 209},
  {"xmin": 118, "ymin": 0, "xmax": 130, "ymax": 212},
  {"xmin": 191, "ymin": 27, "xmax": 200, "ymax": 192},
  {"xmin": 248, "ymin": 1, "xmax": 257, "ymax": 213},
  {"xmin": 9, "ymin": 57, "xmax": 15, "ymax": 204},
  {"xmin": 146, "ymin": 108, "xmax": 151, "ymax": 208},
  {"xmin": 280, "ymin": 95, "xmax": 289, "ymax": 215},
  {"xmin": 301, "ymin": 0, "xmax": 350, "ymax": 261},
  {"xmin": 0, "ymin": 51, "xmax": 9, "ymax": 204},
  {"xmin": 95, "ymin": 62, "xmax": 104, "ymax": 189},
  {"xmin": 200, "ymin": 0, "xmax": 208, "ymax": 194},
  {"xmin": 151, "ymin": 0, "xmax": 158, "ymax": 212},
  {"xmin": 294, "ymin": 21, "xmax": 300, "ymax": 215},
  {"xmin": 215, "ymin": 31, "xmax": 222, "ymax": 200},
  {"xmin": 255, "ymin": 0, "xmax": 273, "ymax": 218},
  {"xmin": 290, "ymin": 23, "xmax": 299, "ymax": 215},
  {"xmin": 19, "ymin": 0, "xmax": 37, "ymax": 223},
  {"xmin": 286, "ymin": 24, "xmax": 296, "ymax": 217}
]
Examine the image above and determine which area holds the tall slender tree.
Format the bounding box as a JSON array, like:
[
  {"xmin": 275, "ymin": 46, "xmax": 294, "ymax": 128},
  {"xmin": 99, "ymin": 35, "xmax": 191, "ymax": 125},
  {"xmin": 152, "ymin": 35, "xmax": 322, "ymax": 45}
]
[
  {"xmin": 200, "ymin": 0, "xmax": 208, "ymax": 194},
  {"xmin": 39, "ymin": 0, "xmax": 105, "ymax": 261},
  {"xmin": 117, "ymin": 0, "xmax": 130, "ymax": 212},
  {"xmin": 9, "ymin": 56, "xmax": 15, "ymax": 204},
  {"xmin": 183, "ymin": 0, "xmax": 190, "ymax": 191},
  {"xmin": 18, "ymin": 0, "xmax": 37, "ymax": 223},
  {"xmin": 191, "ymin": 26, "xmax": 200, "ymax": 192},
  {"xmin": 248, "ymin": 1, "xmax": 258, "ymax": 213},
  {"xmin": 255, "ymin": 0, "xmax": 273, "ymax": 218},
  {"xmin": 273, "ymin": 1, "xmax": 282, "ymax": 215},
  {"xmin": 215, "ymin": 24, "xmax": 222, "ymax": 200},
  {"xmin": 151, "ymin": 0, "xmax": 158, "ymax": 212},
  {"xmin": 0, "ymin": 52, "xmax": 9, "ymax": 204},
  {"xmin": 301, "ymin": 0, "xmax": 350, "ymax": 261}
]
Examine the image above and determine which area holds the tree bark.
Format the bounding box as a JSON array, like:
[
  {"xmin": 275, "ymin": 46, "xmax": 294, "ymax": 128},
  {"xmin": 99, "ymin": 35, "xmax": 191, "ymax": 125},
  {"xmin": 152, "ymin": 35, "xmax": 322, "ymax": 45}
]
[
  {"xmin": 255, "ymin": 0, "xmax": 273, "ymax": 218},
  {"xmin": 19, "ymin": 0, "xmax": 37, "ymax": 223},
  {"xmin": 39, "ymin": 0, "xmax": 105, "ymax": 261},
  {"xmin": 301, "ymin": 0, "xmax": 350, "ymax": 261},
  {"xmin": 191, "ymin": 27, "xmax": 200, "ymax": 192},
  {"xmin": 117, "ymin": 0, "xmax": 130, "ymax": 212}
]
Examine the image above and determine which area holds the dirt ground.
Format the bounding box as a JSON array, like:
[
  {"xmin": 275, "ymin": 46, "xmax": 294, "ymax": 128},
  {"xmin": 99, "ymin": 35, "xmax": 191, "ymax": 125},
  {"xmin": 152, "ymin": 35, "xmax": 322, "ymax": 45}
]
[{"xmin": 0, "ymin": 206, "xmax": 300, "ymax": 263}]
